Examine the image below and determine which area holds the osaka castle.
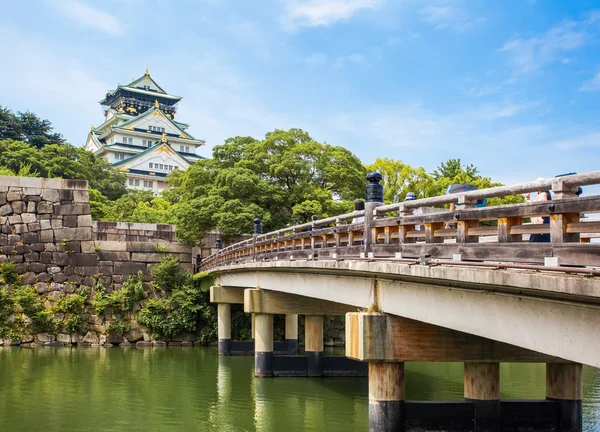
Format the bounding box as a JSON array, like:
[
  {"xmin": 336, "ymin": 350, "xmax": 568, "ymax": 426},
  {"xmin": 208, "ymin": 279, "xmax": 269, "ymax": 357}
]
[{"xmin": 84, "ymin": 68, "xmax": 204, "ymax": 193}]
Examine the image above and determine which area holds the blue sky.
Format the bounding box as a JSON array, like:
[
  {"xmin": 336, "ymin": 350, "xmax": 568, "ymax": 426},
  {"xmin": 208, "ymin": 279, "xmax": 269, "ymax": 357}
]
[{"xmin": 2, "ymin": 0, "xmax": 600, "ymax": 185}]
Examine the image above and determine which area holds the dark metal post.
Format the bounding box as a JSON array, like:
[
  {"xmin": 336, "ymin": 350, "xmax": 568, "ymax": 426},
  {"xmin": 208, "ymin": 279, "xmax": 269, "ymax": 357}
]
[
  {"xmin": 365, "ymin": 172, "xmax": 384, "ymax": 255},
  {"xmin": 194, "ymin": 253, "xmax": 202, "ymax": 273},
  {"xmin": 253, "ymin": 218, "xmax": 262, "ymax": 261}
]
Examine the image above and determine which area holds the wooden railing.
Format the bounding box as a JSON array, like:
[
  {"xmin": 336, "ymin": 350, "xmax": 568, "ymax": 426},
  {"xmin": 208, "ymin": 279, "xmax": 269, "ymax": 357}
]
[{"xmin": 201, "ymin": 172, "xmax": 600, "ymax": 271}]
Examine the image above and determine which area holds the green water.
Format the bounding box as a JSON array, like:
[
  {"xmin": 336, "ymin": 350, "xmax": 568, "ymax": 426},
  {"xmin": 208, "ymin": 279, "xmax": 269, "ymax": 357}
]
[{"xmin": 1, "ymin": 347, "xmax": 599, "ymax": 431}]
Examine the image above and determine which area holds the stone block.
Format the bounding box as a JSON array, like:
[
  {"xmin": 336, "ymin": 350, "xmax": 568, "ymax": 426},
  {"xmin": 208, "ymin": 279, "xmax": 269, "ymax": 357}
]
[
  {"xmin": 39, "ymin": 219, "xmax": 51, "ymax": 230},
  {"xmin": 67, "ymin": 275, "xmax": 82, "ymax": 284},
  {"xmin": 8, "ymin": 255, "xmax": 23, "ymax": 263},
  {"xmin": 55, "ymin": 227, "xmax": 92, "ymax": 241},
  {"xmin": 35, "ymin": 283, "xmax": 49, "ymax": 294},
  {"xmin": 43, "ymin": 242, "xmax": 56, "ymax": 252},
  {"xmin": 49, "ymin": 283, "xmax": 63, "ymax": 293},
  {"xmin": 82, "ymin": 332, "xmax": 99, "ymax": 344},
  {"xmin": 21, "ymin": 213, "xmax": 36, "ymax": 224},
  {"xmin": 26, "ymin": 201, "xmax": 36, "ymax": 213},
  {"xmin": 84, "ymin": 266, "xmax": 100, "ymax": 276},
  {"xmin": 22, "ymin": 272, "xmax": 37, "ymax": 285},
  {"xmin": 14, "ymin": 224, "xmax": 27, "ymax": 234},
  {"xmin": 37, "ymin": 273, "xmax": 51, "ymax": 283},
  {"xmin": 41, "ymin": 189, "xmax": 60, "ymax": 202},
  {"xmin": 77, "ymin": 214, "xmax": 92, "ymax": 227},
  {"xmin": 62, "ymin": 281, "xmax": 75, "ymax": 292},
  {"xmin": 8, "ymin": 235, "xmax": 20, "ymax": 245},
  {"xmin": 57, "ymin": 334, "xmax": 71, "ymax": 344},
  {"xmin": 92, "ymin": 241, "xmax": 127, "ymax": 252},
  {"xmin": 131, "ymin": 252, "xmax": 165, "ymax": 263},
  {"xmin": 7, "ymin": 215, "xmax": 21, "ymax": 224},
  {"xmin": 0, "ymin": 194, "xmax": 5, "ymax": 206},
  {"xmin": 40, "ymin": 230, "xmax": 54, "ymax": 243},
  {"xmin": 24, "ymin": 252, "xmax": 39, "ymax": 262},
  {"xmin": 52, "ymin": 252, "xmax": 68, "ymax": 266},
  {"xmin": 22, "ymin": 187, "xmax": 42, "ymax": 196},
  {"xmin": 97, "ymin": 251, "xmax": 130, "ymax": 261},
  {"xmin": 114, "ymin": 261, "xmax": 146, "ymax": 276},
  {"xmin": 36, "ymin": 333, "xmax": 55, "ymax": 343},
  {"xmin": 37, "ymin": 201, "xmax": 53, "ymax": 214},
  {"xmin": 29, "ymin": 262, "xmax": 46, "ymax": 273},
  {"xmin": 55, "ymin": 204, "xmax": 90, "ymax": 216},
  {"xmin": 83, "ymin": 276, "xmax": 96, "ymax": 286},
  {"xmin": 6, "ymin": 191, "xmax": 22, "ymax": 202},
  {"xmin": 59, "ymin": 190, "xmax": 74, "ymax": 201},
  {"xmin": 27, "ymin": 222, "xmax": 41, "ymax": 232},
  {"xmin": 40, "ymin": 252, "xmax": 52, "ymax": 264},
  {"xmin": 63, "ymin": 215, "xmax": 78, "ymax": 228},
  {"xmin": 66, "ymin": 253, "xmax": 98, "ymax": 267},
  {"xmin": 12, "ymin": 201, "xmax": 25, "ymax": 214},
  {"xmin": 81, "ymin": 241, "xmax": 96, "ymax": 253},
  {"xmin": 47, "ymin": 266, "xmax": 61, "ymax": 275},
  {"xmin": 99, "ymin": 265, "xmax": 113, "ymax": 276},
  {"xmin": 51, "ymin": 218, "xmax": 63, "ymax": 229},
  {"xmin": 22, "ymin": 232, "xmax": 39, "ymax": 244},
  {"xmin": 74, "ymin": 190, "xmax": 89, "ymax": 203}
]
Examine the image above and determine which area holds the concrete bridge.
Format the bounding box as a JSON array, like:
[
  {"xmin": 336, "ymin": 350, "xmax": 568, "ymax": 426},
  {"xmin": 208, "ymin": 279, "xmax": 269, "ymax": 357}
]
[{"xmin": 203, "ymin": 172, "xmax": 600, "ymax": 432}]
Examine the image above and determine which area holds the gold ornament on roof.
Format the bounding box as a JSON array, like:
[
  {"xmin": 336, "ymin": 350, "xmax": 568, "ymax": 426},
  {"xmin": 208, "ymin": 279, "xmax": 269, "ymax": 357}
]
[
  {"xmin": 161, "ymin": 132, "xmax": 167, "ymax": 143},
  {"xmin": 155, "ymin": 99, "xmax": 159, "ymax": 108},
  {"xmin": 90, "ymin": 125, "xmax": 94, "ymax": 131},
  {"xmin": 146, "ymin": 66, "xmax": 149, "ymax": 75}
]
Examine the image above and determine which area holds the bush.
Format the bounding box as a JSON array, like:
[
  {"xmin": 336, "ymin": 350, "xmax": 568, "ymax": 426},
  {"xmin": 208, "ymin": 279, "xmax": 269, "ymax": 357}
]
[
  {"xmin": 152, "ymin": 255, "xmax": 187, "ymax": 291},
  {"xmin": 0, "ymin": 262, "xmax": 20, "ymax": 285},
  {"xmin": 92, "ymin": 273, "xmax": 145, "ymax": 316},
  {"xmin": 107, "ymin": 319, "xmax": 130, "ymax": 335},
  {"xmin": 64, "ymin": 314, "xmax": 84, "ymax": 333}
]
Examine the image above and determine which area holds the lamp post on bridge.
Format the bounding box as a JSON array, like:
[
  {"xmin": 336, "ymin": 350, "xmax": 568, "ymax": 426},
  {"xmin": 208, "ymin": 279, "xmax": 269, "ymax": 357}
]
[{"xmin": 365, "ymin": 172, "xmax": 384, "ymax": 256}]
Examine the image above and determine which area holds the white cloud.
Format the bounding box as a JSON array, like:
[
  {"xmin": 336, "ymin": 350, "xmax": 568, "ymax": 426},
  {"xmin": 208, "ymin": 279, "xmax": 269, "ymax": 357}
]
[
  {"xmin": 551, "ymin": 132, "xmax": 600, "ymax": 150},
  {"xmin": 500, "ymin": 21, "xmax": 587, "ymax": 76},
  {"xmin": 579, "ymin": 71, "xmax": 600, "ymax": 92},
  {"xmin": 54, "ymin": 0, "xmax": 124, "ymax": 35},
  {"xmin": 281, "ymin": 0, "xmax": 384, "ymax": 30},
  {"xmin": 333, "ymin": 53, "xmax": 365, "ymax": 68},
  {"xmin": 419, "ymin": 5, "xmax": 484, "ymax": 32}
]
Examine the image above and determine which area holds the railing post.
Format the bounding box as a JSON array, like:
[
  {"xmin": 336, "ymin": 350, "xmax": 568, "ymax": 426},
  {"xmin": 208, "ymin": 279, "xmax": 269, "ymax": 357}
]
[
  {"xmin": 456, "ymin": 195, "xmax": 479, "ymax": 244},
  {"xmin": 365, "ymin": 172, "xmax": 384, "ymax": 255},
  {"xmin": 551, "ymin": 179, "xmax": 580, "ymax": 245}
]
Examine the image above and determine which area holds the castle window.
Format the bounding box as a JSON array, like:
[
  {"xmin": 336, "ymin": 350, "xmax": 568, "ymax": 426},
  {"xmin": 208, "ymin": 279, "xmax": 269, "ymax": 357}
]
[
  {"xmin": 114, "ymin": 153, "xmax": 125, "ymax": 161},
  {"xmin": 128, "ymin": 179, "xmax": 134, "ymax": 186},
  {"xmin": 134, "ymin": 179, "xmax": 140, "ymax": 187},
  {"xmin": 128, "ymin": 137, "xmax": 133, "ymax": 144},
  {"xmin": 149, "ymin": 163, "xmax": 153, "ymax": 169},
  {"xmin": 144, "ymin": 180, "xmax": 153, "ymax": 188}
]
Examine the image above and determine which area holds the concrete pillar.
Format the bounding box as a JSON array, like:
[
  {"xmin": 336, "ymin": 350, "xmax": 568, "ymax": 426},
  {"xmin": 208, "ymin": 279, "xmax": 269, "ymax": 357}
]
[
  {"xmin": 217, "ymin": 303, "xmax": 231, "ymax": 356},
  {"xmin": 305, "ymin": 315, "xmax": 323, "ymax": 376},
  {"xmin": 285, "ymin": 313, "xmax": 299, "ymax": 355},
  {"xmin": 547, "ymin": 363, "xmax": 582, "ymax": 432},
  {"xmin": 369, "ymin": 362, "xmax": 405, "ymax": 432},
  {"xmin": 254, "ymin": 313, "xmax": 273, "ymax": 377},
  {"xmin": 464, "ymin": 362, "xmax": 500, "ymax": 432}
]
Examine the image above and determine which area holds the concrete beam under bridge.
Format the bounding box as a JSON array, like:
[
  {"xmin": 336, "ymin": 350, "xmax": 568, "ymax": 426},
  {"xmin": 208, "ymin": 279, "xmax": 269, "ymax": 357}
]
[
  {"xmin": 215, "ymin": 263, "xmax": 600, "ymax": 367},
  {"xmin": 210, "ymin": 286, "xmax": 244, "ymax": 304},
  {"xmin": 346, "ymin": 312, "xmax": 564, "ymax": 363},
  {"xmin": 244, "ymin": 289, "xmax": 357, "ymax": 315}
]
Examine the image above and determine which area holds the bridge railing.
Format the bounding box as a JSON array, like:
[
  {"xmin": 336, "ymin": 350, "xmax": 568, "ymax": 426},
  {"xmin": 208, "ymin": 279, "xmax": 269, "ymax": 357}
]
[{"xmin": 201, "ymin": 171, "xmax": 600, "ymax": 271}]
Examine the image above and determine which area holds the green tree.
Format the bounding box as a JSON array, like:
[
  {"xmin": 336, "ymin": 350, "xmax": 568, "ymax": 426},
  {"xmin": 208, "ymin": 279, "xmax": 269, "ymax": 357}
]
[
  {"xmin": 168, "ymin": 129, "xmax": 366, "ymax": 244},
  {"xmin": 0, "ymin": 107, "xmax": 65, "ymax": 149},
  {"xmin": 432, "ymin": 158, "xmax": 479, "ymax": 181},
  {"xmin": 366, "ymin": 158, "xmax": 436, "ymax": 203}
]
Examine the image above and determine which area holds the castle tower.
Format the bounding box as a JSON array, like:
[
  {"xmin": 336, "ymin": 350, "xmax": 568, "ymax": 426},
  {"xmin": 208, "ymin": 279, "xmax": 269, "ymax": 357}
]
[{"xmin": 84, "ymin": 68, "xmax": 204, "ymax": 194}]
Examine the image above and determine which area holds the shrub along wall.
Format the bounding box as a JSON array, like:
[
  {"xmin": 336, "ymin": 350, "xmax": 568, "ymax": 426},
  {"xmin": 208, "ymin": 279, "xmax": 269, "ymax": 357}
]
[{"xmin": 0, "ymin": 176, "xmax": 211, "ymax": 347}]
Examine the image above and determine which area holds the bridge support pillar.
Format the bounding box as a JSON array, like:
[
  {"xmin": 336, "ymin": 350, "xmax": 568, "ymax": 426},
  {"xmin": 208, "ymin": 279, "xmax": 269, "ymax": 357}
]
[
  {"xmin": 369, "ymin": 361, "xmax": 405, "ymax": 432},
  {"xmin": 285, "ymin": 314, "xmax": 298, "ymax": 355},
  {"xmin": 547, "ymin": 363, "xmax": 582, "ymax": 432},
  {"xmin": 305, "ymin": 315, "xmax": 323, "ymax": 376},
  {"xmin": 254, "ymin": 313, "xmax": 273, "ymax": 377},
  {"xmin": 217, "ymin": 303, "xmax": 231, "ymax": 356},
  {"xmin": 464, "ymin": 362, "xmax": 500, "ymax": 432}
]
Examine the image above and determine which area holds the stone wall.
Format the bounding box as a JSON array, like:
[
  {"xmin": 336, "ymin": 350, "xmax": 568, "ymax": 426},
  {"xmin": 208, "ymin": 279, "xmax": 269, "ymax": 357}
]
[
  {"xmin": 93, "ymin": 221, "xmax": 178, "ymax": 242},
  {"xmin": 0, "ymin": 176, "xmax": 192, "ymax": 347}
]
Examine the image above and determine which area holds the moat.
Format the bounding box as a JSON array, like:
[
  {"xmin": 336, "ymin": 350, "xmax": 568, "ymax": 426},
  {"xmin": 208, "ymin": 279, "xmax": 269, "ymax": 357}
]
[{"xmin": 1, "ymin": 347, "xmax": 600, "ymax": 431}]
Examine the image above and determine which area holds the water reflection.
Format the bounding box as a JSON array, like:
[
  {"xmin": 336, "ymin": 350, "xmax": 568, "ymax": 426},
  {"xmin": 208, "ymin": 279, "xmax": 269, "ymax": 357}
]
[{"xmin": 1, "ymin": 348, "xmax": 600, "ymax": 431}]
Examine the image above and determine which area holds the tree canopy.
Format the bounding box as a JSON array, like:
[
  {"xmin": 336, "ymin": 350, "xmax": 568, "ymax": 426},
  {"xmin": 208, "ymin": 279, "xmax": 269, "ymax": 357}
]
[{"xmin": 0, "ymin": 107, "xmax": 65, "ymax": 149}]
